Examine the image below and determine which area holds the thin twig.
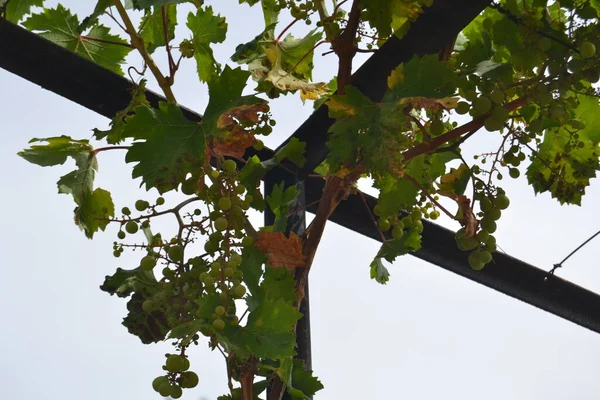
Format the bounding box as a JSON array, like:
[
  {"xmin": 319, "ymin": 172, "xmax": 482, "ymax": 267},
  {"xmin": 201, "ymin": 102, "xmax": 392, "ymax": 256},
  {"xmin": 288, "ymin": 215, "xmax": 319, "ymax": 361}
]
[
  {"xmin": 404, "ymin": 174, "xmax": 457, "ymax": 221},
  {"xmin": 359, "ymin": 191, "xmax": 386, "ymax": 242}
]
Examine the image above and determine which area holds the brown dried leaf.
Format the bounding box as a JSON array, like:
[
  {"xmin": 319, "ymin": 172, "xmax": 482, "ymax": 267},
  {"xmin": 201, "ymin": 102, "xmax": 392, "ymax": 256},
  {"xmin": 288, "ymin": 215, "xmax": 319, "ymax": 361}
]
[
  {"xmin": 399, "ymin": 96, "xmax": 459, "ymax": 112},
  {"xmin": 255, "ymin": 231, "xmax": 307, "ymax": 270},
  {"xmin": 456, "ymin": 195, "xmax": 478, "ymax": 237},
  {"xmin": 213, "ymin": 103, "xmax": 269, "ymax": 157}
]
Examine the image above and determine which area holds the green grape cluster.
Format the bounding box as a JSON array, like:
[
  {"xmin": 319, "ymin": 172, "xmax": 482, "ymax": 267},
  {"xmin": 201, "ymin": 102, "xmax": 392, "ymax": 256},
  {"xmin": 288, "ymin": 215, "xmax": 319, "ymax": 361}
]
[{"xmin": 152, "ymin": 354, "xmax": 199, "ymax": 398}]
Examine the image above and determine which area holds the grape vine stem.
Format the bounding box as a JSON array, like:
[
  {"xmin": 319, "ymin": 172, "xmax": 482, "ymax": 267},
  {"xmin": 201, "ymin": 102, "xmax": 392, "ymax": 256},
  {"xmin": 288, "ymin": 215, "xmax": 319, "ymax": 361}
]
[{"xmin": 113, "ymin": 0, "xmax": 176, "ymax": 103}]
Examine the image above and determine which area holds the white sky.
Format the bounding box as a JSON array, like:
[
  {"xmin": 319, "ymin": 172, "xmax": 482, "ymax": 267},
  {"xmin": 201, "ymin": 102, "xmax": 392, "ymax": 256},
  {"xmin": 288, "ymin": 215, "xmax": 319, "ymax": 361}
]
[{"xmin": 1, "ymin": 1, "xmax": 600, "ymax": 399}]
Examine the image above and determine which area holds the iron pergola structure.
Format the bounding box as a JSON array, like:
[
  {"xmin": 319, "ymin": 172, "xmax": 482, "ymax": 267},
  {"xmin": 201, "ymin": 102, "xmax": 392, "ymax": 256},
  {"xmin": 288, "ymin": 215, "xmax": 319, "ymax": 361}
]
[{"xmin": 3, "ymin": 1, "xmax": 600, "ymax": 396}]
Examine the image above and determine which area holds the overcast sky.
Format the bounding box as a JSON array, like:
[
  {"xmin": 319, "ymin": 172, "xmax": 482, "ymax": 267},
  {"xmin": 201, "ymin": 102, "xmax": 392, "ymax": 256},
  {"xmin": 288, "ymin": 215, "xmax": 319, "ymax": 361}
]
[{"xmin": 2, "ymin": 1, "xmax": 600, "ymax": 399}]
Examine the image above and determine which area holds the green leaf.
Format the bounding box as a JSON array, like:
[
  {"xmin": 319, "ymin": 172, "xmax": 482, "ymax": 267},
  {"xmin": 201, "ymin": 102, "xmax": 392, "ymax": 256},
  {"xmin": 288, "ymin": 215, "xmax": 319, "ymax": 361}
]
[
  {"xmin": 100, "ymin": 266, "xmax": 157, "ymax": 298},
  {"xmin": 19, "ymin": 136, "xmax": 113, "ymax": 238},
  {"xmin": 238, "ymin": 245, "xmax": 267, "ymax": 298},
  {"xmin": 187, "ymin": 6, "xmax": 227, "ymax": 82},
  {"xmin": 274, "ymin": 137, "xmax": 306, "ymax": 167},
  {"xmin": 123, "ymin": 293, "xmax": 170, "ymax": 344},
  {"xmin": 123, "ymin": 102, "xmax": 206, "ymax": 194},
  {"xmin": 438, "ymin": 163, "xmax": 471, "ymax": 198},
  {"xmin": 75, "ymin": 188, "xmax": 115, "ymax": 237},
  {"xmin": 139, "ymin": 4, "xmax": 177, "ymax": 53},
  {"xmin": 290, "ymin": 359, "xmax": 324, "ymax": 399},
  {"xmin": 93, "ymin": 80, "xmax": 149, "ymax": 144},
  {"xmin": 370, "ymin": 257, "xmax": 390, "ymax": 284},
  {"xmin": 378, "ymin": 228, "xmax": 422, "ymax": 263},
  {"xmin": 375, "ymin": 175, "xmax": 419, "ymax": 218},
  {"xmin": 79, "ymin": 0, "xmax": 111, "ymax": 31},
  {"xmin": 385, "ymin": 54, "xmax": 457, "ymax": 99},
  {"xmin": 23, "ymin": 5, "xmax": 132, "ymax": 75},
  {"xmin": 2, "ymin": 0, "xmax": 43, "ymax": 23},
  {"xmin": 238, "ymin": 298, "xmax": 302, "ymax": 359},
  {"xmin": 266, "ymin": 183, "xmax": 301, "ymax": 232},
  {"xmin": 527, "ymin": 96, "xmax": 600, "ymax": 205},
  {"xmin": 194, "ymin": 293, "xmax": 222, "ymax": 322},
  {"xmin": 360, "ymin": 0, "xmax": 425, "ymax": 38}
]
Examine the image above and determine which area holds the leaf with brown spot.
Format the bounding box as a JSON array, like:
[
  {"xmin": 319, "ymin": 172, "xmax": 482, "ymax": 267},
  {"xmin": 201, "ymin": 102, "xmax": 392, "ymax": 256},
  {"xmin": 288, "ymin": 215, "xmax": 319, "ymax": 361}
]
[
  {"xmin": 212, "ymin": 103, "xmax": 268, "ymax": 158},
  {"xmin": 456, "ymin": 195, "xmax": 478, "ymax": 237},
  {"xmin": 255, "ymin": 231, "xmax": 307, "ymax": 270}
]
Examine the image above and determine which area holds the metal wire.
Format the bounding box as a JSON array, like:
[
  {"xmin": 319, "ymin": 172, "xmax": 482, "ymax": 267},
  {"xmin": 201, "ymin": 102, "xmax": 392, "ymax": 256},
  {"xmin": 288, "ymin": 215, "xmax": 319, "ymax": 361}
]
[{"xmin": 549, "ymin": 229, "xmax": 600, "ymax": 276}]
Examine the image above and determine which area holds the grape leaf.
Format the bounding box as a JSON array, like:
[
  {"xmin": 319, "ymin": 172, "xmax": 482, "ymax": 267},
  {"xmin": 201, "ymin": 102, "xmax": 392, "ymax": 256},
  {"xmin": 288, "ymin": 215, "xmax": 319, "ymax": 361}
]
[
  {"xmin": 23, "ymin": 5, "xmax": 132, "ymax": 75},
  {"xmin": 2, "ymin": 0, "xmax": 42, "ymax": 23},
  {"xmin": 374, "ymin": 174, "xmax": 419, "ymax": 218},
  {"xmin": 79, "ymin": 0, "xmax": 111, "ymax": 31},
  {"xmin": 526, "ymin": 95, "xmax": 600, "ymax": 205},
  {"xmin": 370, "ymin": 257, "xmax": 391, "ymax": 284},
  {"xmin": 139, "ymin": 4, "xmax": 177, "ymax": 53},
  {"xmin": 18, "ymin": 136, "xmax": 114, "ymax": 238},
  {"xmin": 75, "ymin": 188, "xmax": 115, "ymax": 236},
  {"xmin": 438, "ymin": 163, "xmax": 471, "ymax": 198},
  {"xmin": 226, "ymin": 298, "xmax": 301, "ymax": 359},
  {"xmin": 123, "ymin": 102, "xmax": 205, "ymax": 193},
  {"xmin": 378, "ymin": 228, "xmax": 422, "ymax": 263},
  {"xmin": 238, "ymin": 245, "xmax": 267, "ymax": 298},
  {"xmin": 267, "ymin": 183, "xmax": 301, "ymax": 232},
  {"xmin": 93, "ymin": 80, "xmax": 149, "ymax": 144},
  {"xmin": 123, "ymin": 293, "xmax": 170, "ymax": 344},
  {"xmin": 290, "ymin": 360, "xmax": 324, "ymax": 399},
  {"xmin": 256, "ymin": 231, "xmax": 307, "ymax": 269},
  {"xmin": 187, "ymin": 6, "xmax": 227, "ymax": 82},
  {"xmin": 100, "ymin": 266, "xmax": 157, "ymax": 298},
  {"xmin": 386, "ymin": 54, "xmax": 457, "ymax": 99},
  {"xmin": 360, "ymin": 0, "xmax": 426, "ymax": 39}
]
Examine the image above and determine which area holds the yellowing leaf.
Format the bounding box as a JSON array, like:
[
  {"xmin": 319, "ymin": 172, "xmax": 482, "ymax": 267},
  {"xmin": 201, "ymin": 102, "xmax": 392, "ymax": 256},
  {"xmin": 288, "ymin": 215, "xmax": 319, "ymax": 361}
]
[{"xmin": 387, "ymin": 64, "xmax": 405, "ymax": 89}]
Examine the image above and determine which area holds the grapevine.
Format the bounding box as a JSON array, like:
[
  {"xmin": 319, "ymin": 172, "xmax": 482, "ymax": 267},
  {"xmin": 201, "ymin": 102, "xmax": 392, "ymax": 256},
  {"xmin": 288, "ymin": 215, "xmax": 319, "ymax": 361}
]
[{"xmin": 9, "ymin": 0, "xmax": 600, "ymax": 399}]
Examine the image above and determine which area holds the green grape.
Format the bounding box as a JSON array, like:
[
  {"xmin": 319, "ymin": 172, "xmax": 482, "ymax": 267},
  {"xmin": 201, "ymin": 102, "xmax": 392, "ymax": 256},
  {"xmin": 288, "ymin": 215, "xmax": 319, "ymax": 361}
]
[
  {"xmin": 253, "ymin": 140, "xmax": 265, "ymax": 151},
  {"xmin": 580, "ymin": 41, "xmax": 596, "ymax": 58},
  {"xmin": 180, "ymin": 371, "xmax": 199, "ymax": 389},
  {"xmin": 456, "ymin": 101, "xmax": 470, "ymax": 115},
  {"xmin": 182, "ymin": 357, "xmax": 190, "ymax": 371},
  {"xmin": 468, "ymin": 251, "xmax": 485, "ymax": 271},
  {"xmin": 484, "ymin": 116, "xmax": 504, "ymax": 132},
  {"xmin": 166, "ymin": 355, "xmax": 186, "ymax": 372},
  {"xmin": 455, "ymin": 228, "xmax": 478, "ymax": 251},
  {"xmin": 204, "ymin": 240, "xmax": 219, "ymax": 253},
  {"xmin": 429, "ymin": 210, "xmax": 440, "ymax": 220},
  {"xmin": 156, "ymin": 197, "xmax": 165, "ymax": 206},
  {"xmin": 480, "ymin": 197, "xmax": 492, "ymax": 212},
  {"xmin": 474, "ymin": 96, "xmax": 492, "ymax": 114},
  {"xmin": 121, "ymin": 207, "xmax": 131, "ymax": 216},
  {"xmin": 212, "ymin": 318, "xmax": 225, "ymax": 331},
  {"xmin": 210, "ymin": 169, "xmax": 220, "ymax": 179},
  {"xmin": 215, "ymin": 217, "xmax": 228, "ymax": 231},
  {"xmin": 223, "ymin": 267, "xmax": 234, "ymax": 277},
  {"xmin": 168, "ymin": 245, "xmax": 184, "ymax": 262},
  {"xmin": 181, "ymin": 178, "xmax": 196, "ymax": 195},
  {"xmin": 235, "ymin": 186, "xmax": 246, "ymax": 196},
  {"xmin": 215, "ymin": 305, "xmax": 226, "ymax": 316},
  {"xmin": 479, "ymin": 250, "xmax": 492, "ymax": 264},
  {"xmin": 135, "ymin": 200, "xmax": 149, "ymax": 211},
  {"xmin": 392, "ymin": 225, "xmax": 404, "ymax": 239},
  {"xmin": 495, "ymin": 195, "xmax": 510, "ymax": 210},
  {"xmin": 230, "ymin": 253, "xmax": 242, "ymax": 266},
  {"xmin": 429, "ymin": 119, "xmax": 444, "ymax": 136},
  {"xmin": 378, "ymin": 218, "xmax": 391, "ymax": 231},
  {"xmin": 223, "ymin": 159, "xmax": 237, "ymax": 173},
  {"xmin": 233, "ymin": 285, "xmax": 247, "ymax": 298},
  {"xmin": 411, "ymin": 210, "xmax": 423, "ymax": 221},
  {"xmin": 170, "ymin": 385, "xmax": 183, "ymax": 399},
  {"xmin": 476, "ymin": 230, "xmax": 490, "ymax": 243},
  {"xmin": 487, "ymin": 208, "xmax": 501, "ymax": 221},
  {"xmin": 117, "ymin": 231, "xmax": 126, "ymax": 240},
  {"xmin": 414, "ymin": 220, "xmax": 424, "ymax": 233},
  {"xmin": 152, "ymin": 376, "xmax": 169, "ymax": 392},
  {"xmin": 218, "ymin": 197, "xmax": 232, "ymax": 211},
  {"xmin": 125, "ymin": 221, "xmax": 139, "ymax": 234},
  {"xmin": 489, "ymin": 90, "xmax": 505, "ymax": 104},
  {"xmin": 509, "ymin": 168, "xmax": 520, "ymax": 179},
  {"xmin": 158, "ymin": 381, "xmax": 172, "ymax": 397},
  {"xmin": 464, "ymin": 90, "xmax": 478, "ymax": 101},
  {"xmin": 140, "ymin": 255, "xmax": 157, "ymax": 271},
  {"xmin": 142, "ymin": 300, "xmax": 154, "ymax": 313},
  {"xmin": 480, "ymin": 218, "xmax": 497, "ymax": 233}
]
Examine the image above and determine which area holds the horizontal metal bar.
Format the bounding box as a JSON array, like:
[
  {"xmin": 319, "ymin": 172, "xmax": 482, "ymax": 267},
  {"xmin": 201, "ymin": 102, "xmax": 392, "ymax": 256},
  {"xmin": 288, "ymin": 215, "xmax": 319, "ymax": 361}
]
[
  {"xmin": 305, "ymin": 179, "xmax": 600, "ymax": 334},
  {"xmin": 3, "ymin": 17, "xmax": 600, "ymax": 335}
]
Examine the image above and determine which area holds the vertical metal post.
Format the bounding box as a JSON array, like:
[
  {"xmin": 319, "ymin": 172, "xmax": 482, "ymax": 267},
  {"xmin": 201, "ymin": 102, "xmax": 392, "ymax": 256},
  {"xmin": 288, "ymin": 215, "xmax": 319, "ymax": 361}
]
[{"xmin": 264, "ymin": 173, "xmax": 312, "ymax": 398}]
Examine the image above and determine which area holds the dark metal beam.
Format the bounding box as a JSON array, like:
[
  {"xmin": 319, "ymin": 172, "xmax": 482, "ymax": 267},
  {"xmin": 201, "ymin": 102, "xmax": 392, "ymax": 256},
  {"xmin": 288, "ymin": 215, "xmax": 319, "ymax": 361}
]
[
  {"xmin": 305, "ymin": 178, "xmax": 600, "ymax": 334},
  {"xmin": 3, "ymin": 17, "xmax": 600, "ymax": 336},
  {"xmin": 275, "ymin": 0, "xmax": 491, "ymax": 175}
]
